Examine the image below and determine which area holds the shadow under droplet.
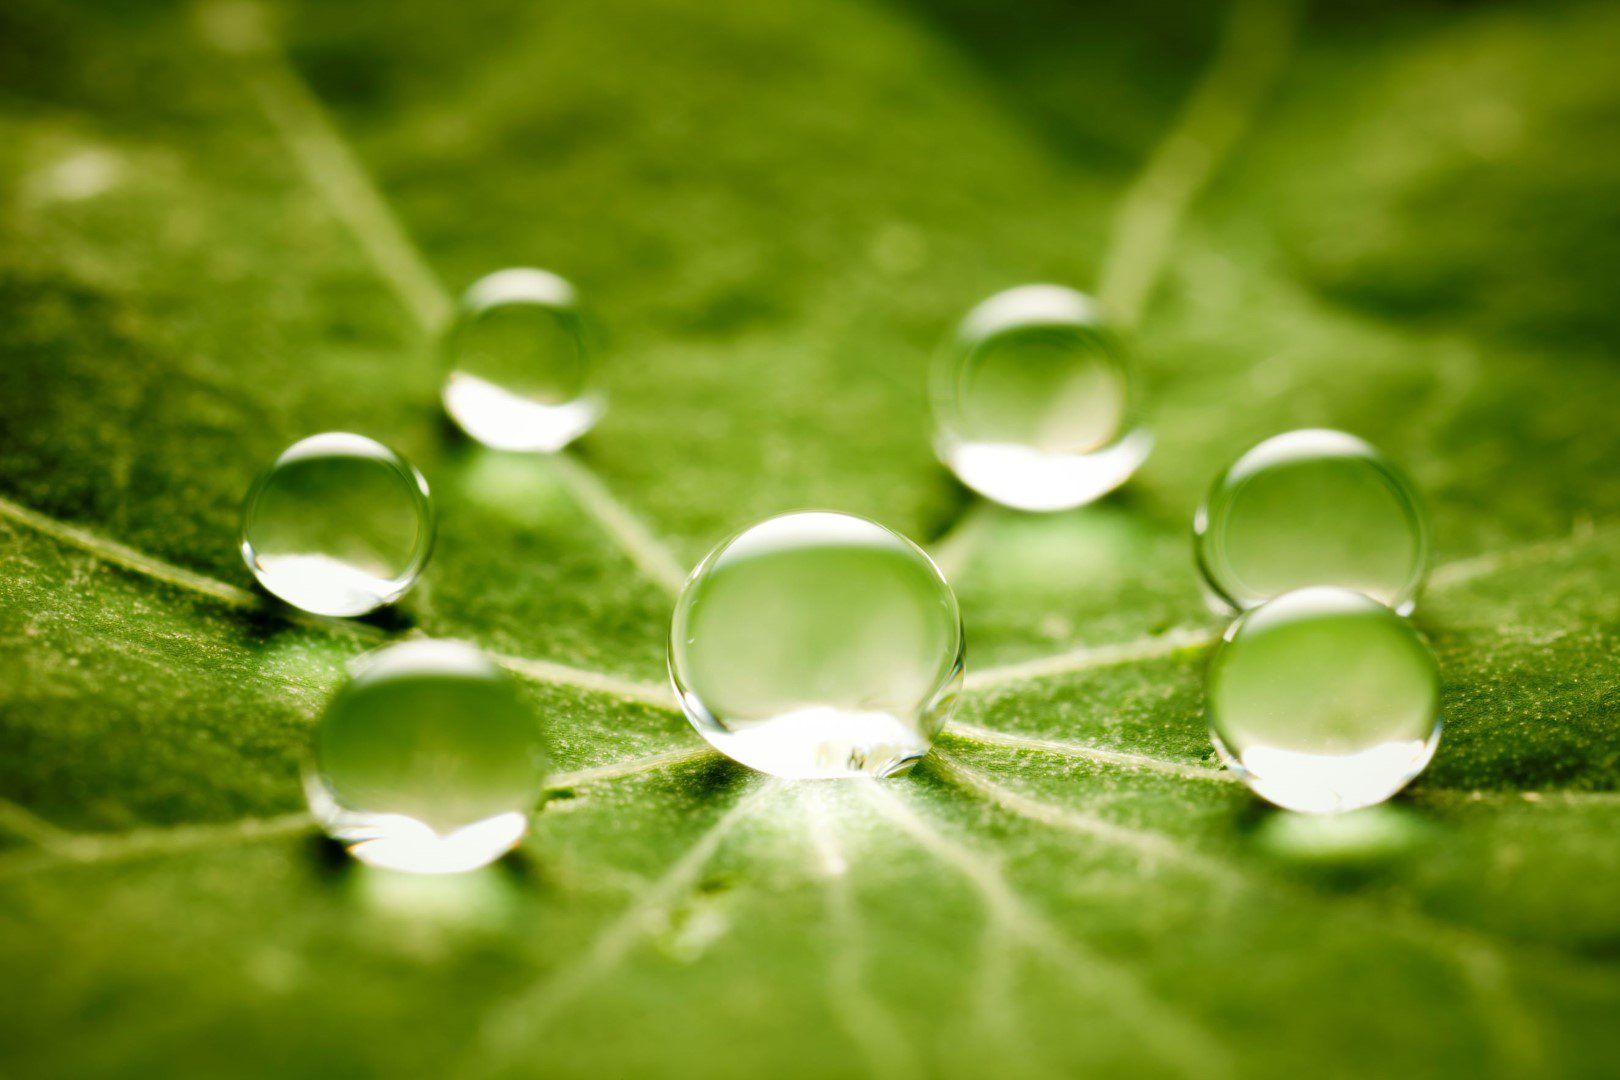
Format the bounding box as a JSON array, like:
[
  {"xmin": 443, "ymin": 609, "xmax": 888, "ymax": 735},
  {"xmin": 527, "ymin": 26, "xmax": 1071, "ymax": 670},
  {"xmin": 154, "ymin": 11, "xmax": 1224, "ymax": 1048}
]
[
  {"xmin": 306, "ymin": 827, "xmax": 541, "ymax": 915},
  {"xmin": 344, "ymin": 861, "xmax": 526, "ymax": 929},
  {"xmin": 919, "ymin": 478, "xmax": 979, "ymax": 544},
  {"xmin": 241, "ymin": 577, "xmax": 418, "ymax": 636},
  {"xmin": 1247, "ymin": 802, "xmax": 1437, "ymax": 887},
  {"xmin": 350, "ymin": 603, "xmax": 416, "ymax": 634},
  {"xmin": 679, "ymin": 754, "xmax": 755, "ymax": 799},
  {"xmin": 305, "ymin": 831, "xmax": 352, "ymax": 879},
  {"xmin": 437, "ymin": 445, "xmax": 575, "ymax": 531}
]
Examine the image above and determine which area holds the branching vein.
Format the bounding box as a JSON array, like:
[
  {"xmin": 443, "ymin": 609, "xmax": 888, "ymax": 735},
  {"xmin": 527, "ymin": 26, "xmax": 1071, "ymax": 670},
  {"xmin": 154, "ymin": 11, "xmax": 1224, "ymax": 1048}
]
[
  {"xmin": 945, "ymin": 722, "xmax": 1239, "ymax": 785},
  {"xmin": 471, "ymin": 781, "xmax": 775, "ymax": 1069},
  {"xmin": 0, "ymin": 492, "xmax": 675, "ymax": 709},
  {"xmin": 862, "ymin": 782, "xmax": 1236, "ymax": 1079},
  {"xmin": 808, "ymin": 798, "xmax": 923, "ymax": 1080},
  {"xmin": 965, "ymin": 625, "xmax": 1219, "ymax": 693},
  {"xmin": 546, "ymin": 745, "xmax": 716, "ymax": 791},
  {"xmin": 1098, "ymin": 0, "xmax": 1301, "ymax": 327},
  {"xmin": 197, "ymin": 0, "xmax": 688, "ymax": 596},
  {"xmin": 0, "ymin": 803, "xmax": 311, "ymax": 881},
  {"xmin": 931, "ymin": 758, "xmax": 1550, "ymax": 1072}
]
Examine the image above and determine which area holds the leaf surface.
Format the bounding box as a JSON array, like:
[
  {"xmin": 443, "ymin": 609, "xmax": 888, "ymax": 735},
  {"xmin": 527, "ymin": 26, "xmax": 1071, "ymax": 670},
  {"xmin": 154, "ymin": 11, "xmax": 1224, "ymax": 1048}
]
[{"xmin": 1, "ymin": 0, "xmax": 1617, "ymax": 1077}]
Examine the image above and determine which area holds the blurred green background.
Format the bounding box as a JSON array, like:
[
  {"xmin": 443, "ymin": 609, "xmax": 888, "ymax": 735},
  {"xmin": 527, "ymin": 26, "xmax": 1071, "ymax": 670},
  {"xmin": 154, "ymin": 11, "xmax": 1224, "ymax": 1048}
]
[{"xmin": 1, "ymin": 0, "xmax": 1618, "ymax": 1076}]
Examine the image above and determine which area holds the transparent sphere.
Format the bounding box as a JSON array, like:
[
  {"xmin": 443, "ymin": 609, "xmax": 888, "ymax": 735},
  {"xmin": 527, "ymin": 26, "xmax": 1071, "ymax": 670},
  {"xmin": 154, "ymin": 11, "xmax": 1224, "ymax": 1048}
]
[
  {"xmin": 1207, "ymin": 587, "xmax": 1441, "ymax": 814},
  {"xmin": 441, "ymin": 268, "xmax": 603, "ymax": 452},
  {"xmin": 670, "ymin": 511, "xmax": 964, "ymax": 779},
  {"xmin": 306, "ymin": 640, "xmax": 550, "ymax": 874},
  {"xmin": 240, "ymin": 433, "xmax": 435, "ymax": 617},
  {"xmin": 931, "ymin": 284, "xmax": 1152, "ymax": 512},
  {"xmin": 1195, "ymin": 429, "xmax": 1430, "ymax": 615}
]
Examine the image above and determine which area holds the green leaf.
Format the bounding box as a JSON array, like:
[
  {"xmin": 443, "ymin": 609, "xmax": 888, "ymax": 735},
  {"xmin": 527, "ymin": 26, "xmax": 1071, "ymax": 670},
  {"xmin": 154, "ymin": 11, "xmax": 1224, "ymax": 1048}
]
[{"xmin": 2, "ymin": 0, "xmax": 1617, "ymax": 1076}]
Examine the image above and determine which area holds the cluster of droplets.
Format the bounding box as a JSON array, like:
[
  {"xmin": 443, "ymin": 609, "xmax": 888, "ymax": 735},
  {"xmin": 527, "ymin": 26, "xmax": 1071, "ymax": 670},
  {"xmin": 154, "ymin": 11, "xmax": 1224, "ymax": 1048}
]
[
  {"xmin": 238, "ymin": 268, "xmax": 599, "ymax": 872},
  {"xmin": 1194, "ymin": 431, "xmax": 1440, "ymax": 813},
  {"xmin": 923, "ymin": 285, "xmax": 1442, "ymax": 813},
  {"xmin": 240, "ymin": 265, "xmax": 1446, "ymax": 873}
]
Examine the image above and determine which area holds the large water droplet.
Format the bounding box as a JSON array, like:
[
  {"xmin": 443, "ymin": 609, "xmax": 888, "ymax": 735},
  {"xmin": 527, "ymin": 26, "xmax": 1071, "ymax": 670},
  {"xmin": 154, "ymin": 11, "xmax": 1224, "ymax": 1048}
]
[{"xmin": 671, "ymin": 511, "xmax": 963, "ymax": 779}]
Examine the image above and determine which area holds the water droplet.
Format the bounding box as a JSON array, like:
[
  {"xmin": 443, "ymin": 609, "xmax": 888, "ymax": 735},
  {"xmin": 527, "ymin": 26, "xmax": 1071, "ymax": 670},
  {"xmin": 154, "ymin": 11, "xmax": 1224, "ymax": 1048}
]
[
  {"xmin": 1207, "ymin": 587, "xmax": 1441, "ymax": 814},
  {"xmin": 931, "ymin": 284, "xmax": 1151, "ymax": 511},
  {"xmin": 1195, "ymin": 429, "xmax": 1429, "ymax": 614},
  {"xmin": 441, "ymin": 268, "xmax": 603, "ymax": 452},
  {"xmin": 670, "ymin": 511, "xmax": 963, "ymax": 779},
  {"xmin": 306, "ymin": 640, "xmax": 549, "ymax": 873},
  {"xmin": 240, "ymin": 433, "xmax": 435, "ymax": 617}
]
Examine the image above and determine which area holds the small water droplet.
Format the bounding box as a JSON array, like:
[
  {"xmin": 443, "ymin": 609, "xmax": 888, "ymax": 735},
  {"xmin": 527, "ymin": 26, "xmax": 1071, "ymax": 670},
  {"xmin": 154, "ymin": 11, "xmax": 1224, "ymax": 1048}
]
[
  {"xmin": 1208, "ymin": 587, "xmax": 1441, "ymax": 814},
  {"xmin": 1195, "ymin": 429, "xmax": 1430, "ymax": 614},
  {"xmin": 670, "ymin": 511, "xmax": 964, "ymax": 779},
  {"xmin": 240, "ymin": 433, "xmax": 435, "ymax": 617},
  {"xmin": 441, "ymin": 268, "xmax": 603, "ymax": 452},
  {"xmin": 931, "ymin": 284, "xmax": 1151, "ymax": 511},
  {"xmin": 306, "ymin": 640, "xmax": 549, "ymax": 873}
]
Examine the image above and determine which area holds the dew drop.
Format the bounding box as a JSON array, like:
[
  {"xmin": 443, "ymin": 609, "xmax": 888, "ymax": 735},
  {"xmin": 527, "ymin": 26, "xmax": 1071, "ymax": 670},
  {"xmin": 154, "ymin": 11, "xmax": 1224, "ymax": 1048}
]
[
  {"xmin": 670, "ymin": 511, "xmax": 964, "ymax": 779},
  {"xmin": 239, "ymin": 433, "xmax": 434, "ymax": 617},
  {"xmin": 1207, "ymin": 586, "xmax": 1441, "ymax": 814},
  {"xmin": 306, "ymin": 640, "xmax": 550, "ymax": 874},
  {"xmin": 441, "ymin": 268, "xmax": 603, "ymax": 452},
  {"xmin": 1195, "ymin": 429, "xmax": 1430, "ymax": 614},
  {"xmin": 931, "ymin": 284, "xmax": 1151, "ymax": 511}
]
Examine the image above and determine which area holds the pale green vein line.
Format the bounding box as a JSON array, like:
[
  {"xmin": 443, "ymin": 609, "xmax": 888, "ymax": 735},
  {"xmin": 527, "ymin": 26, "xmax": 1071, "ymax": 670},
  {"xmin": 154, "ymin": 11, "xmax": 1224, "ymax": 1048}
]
[
  {"xmin": 0, "ymin": 491, "xmax": 677, "ymax": 710},
  {"xmin": 926, "ymin": 0, "xmax": 1298, "ymax": 583},
  {"xmin": 546, "ymin": 455, "xmax": 691, "ymax": 596},
  {"xmin": 0, "ymin": 797, "xmax": 79, "ymax": 852},
  {"xmin": 546, "ymin": 745, "xmax": 716, "ymax": 790},
  {"xmin": 808, "ymin": 798, "xmax": 924, "ymax": 1080},
  {"xmin": 862, "ymin": 782, "xmax": 1235, "ymax": 1080},
  {"xmin": 1098, "ymin": 0, "xmax": 1301, "ymax": 326},
  {"xmin": 933, "ymin": 760, "xmax": 1547, "ymax": 1073},
  {"xmin": 197, "ymin": 0, "xmax": 689, "ymax": 597},
  {"xmin": 0, "ymin": 809, "xmax": 313, "ymax": 882},
  {"xmin": 926, "ymin": 503, "xmax": 993, "ymax": 584},
  {"xmin": 0, "ymin": 494, "xmax": 257, "ymax": 609},
  {"xmin": 965, "ymin": 625, "xmax": 1219, "ymax": 693},
  {"xmin": 945, "ymin": 721, "xmax": 1240, "ymax": 785},
  {"xmin": 196, "ymin": 0, "xmax": 452, "ymax": 331},
  {"xmin": 1412, "ymin": 788, "xmax": 1620, "ymax": 809},
  {"xmin": 967, "ymin": 917, "xmax": 1044, "ymax": 1080},
  {"xmin": 930, "ymin": 752, "xmax": 1239, "ymax": 871},
  {"xmin": 490, "ymin": 650, "xmax": 673, "ymax": 710},
  {"xmin": 472, "ymin": 781, "xmax": 777, "ymax": 1069},
  {"xmin": 1427, "ymin": 519, "xmax": 1614, "ymax": 592}
]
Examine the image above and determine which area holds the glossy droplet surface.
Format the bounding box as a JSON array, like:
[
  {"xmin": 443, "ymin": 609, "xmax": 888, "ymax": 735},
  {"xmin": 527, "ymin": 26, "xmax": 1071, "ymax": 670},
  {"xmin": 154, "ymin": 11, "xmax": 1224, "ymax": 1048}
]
[
  {"xmin": 671, "ymin": 512, "xmax": 963, "ymax": 779},
  {"xmin": 932, "ymin": 284, "xmax": 1151, "ymax": 511},
  {"xmin": 307, "ymin": 640, "xmax": 549, "ymax": 873},
  {"xmin": 240, "ymin": 433, "xmax": 434, "ymax": 617},
  {"xmin": 1208, "ymin": 587, "xmax": 1441, "ymax": 814},
  {"xmin": 1195, "ymin": 429, "xmax": 1429, "ymax": 615},
  {"xmin": 442, "ymin": 268, "xmax": 603, "ymax": 452}
]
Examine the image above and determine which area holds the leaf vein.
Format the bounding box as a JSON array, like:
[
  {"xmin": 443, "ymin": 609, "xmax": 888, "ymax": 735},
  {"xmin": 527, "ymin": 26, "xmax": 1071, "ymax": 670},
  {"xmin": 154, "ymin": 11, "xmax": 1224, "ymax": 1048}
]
[
  {"xmin": 862, "ymin": 782, "xmax": 1237, "ymax": 1079},
  {"xmin": 471, "ymin": 781, "xmax": 776, "ymax": 1070},
  {"xmin": 198, "ymin": 0, "xmax": 689, "ymax": 596}
]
